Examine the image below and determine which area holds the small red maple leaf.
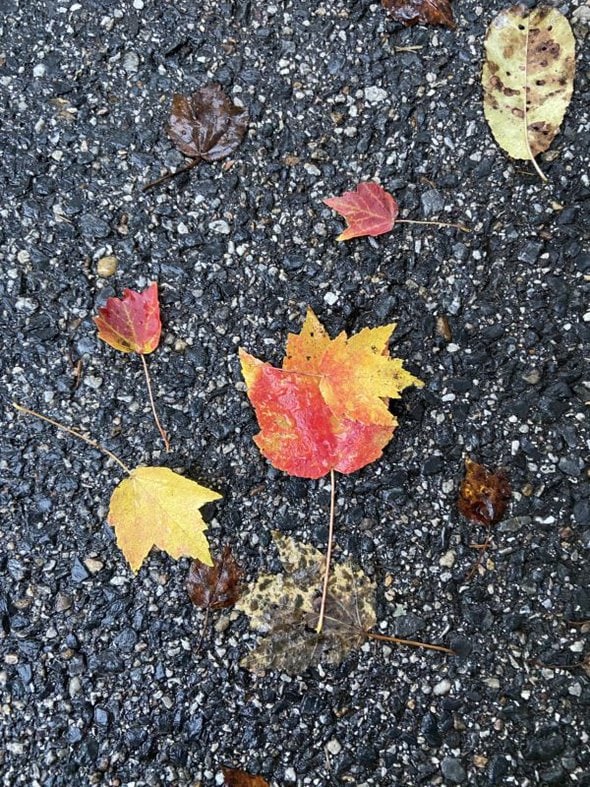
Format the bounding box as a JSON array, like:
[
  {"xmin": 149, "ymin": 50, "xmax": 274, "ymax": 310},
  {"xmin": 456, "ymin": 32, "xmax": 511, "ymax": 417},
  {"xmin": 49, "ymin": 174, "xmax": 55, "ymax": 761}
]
[
  {"xmin": 94, "ymin": 282, "xmax": 161, "ymax": 355},
  {"xmin": 323, "ymin": 182, "xmax": 399, "ymax": 241},
  {"xmin": 93, "ymin": 282, "xmax": 169, "ymax": 451}
]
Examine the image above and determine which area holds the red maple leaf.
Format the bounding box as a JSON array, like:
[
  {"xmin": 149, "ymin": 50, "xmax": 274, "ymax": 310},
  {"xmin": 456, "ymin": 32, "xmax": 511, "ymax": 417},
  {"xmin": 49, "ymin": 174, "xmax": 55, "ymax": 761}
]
[
  {"xmin": 94, "ymin": 282, "xmax": 169, "ymax": 451},
  {"xmin": 323, "ymin": 182, "xmax": 399, "ymax": 241},
  {"xmin": 94, "ymin": 282, "xmax": 161, "ymax": 354}
]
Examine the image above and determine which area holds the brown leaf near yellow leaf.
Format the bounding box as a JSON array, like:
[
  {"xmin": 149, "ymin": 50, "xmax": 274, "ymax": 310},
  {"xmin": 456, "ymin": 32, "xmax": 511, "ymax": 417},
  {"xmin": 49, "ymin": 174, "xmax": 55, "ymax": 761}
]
[
  {"xmin": 458, "ymin": 458, "xmax": 511, "ymax": 527},
  {"xmin": 222, "ymin": 767, "xmax": 269, "ymax": 787},
  {"xmin": 187, "ymin": 546, "xmax": 242, "ymax": 609},
  {"xmin": 235, "ymin": 531, "xmax": 376, "ymax": 675},
  {"xmin": 482, "ymin": 5, "xmax": 575, "ymax": 180},
  {"xmin": 108, "ymin": 467, "xmax": 221, "ymax": 572}
]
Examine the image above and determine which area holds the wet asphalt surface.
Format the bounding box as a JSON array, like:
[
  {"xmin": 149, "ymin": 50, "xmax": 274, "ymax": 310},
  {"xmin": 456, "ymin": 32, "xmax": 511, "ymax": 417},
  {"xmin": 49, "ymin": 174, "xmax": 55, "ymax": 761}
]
[{"xmin": 1, "ymin": 0, "xmax": 589, "ymax": 785}]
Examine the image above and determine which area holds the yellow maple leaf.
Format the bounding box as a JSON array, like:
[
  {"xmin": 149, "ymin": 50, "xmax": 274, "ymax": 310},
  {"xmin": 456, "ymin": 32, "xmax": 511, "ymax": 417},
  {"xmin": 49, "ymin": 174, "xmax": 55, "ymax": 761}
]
[
  {"xmin": 318, "ymin": 323, "xmax": 424, "ymax": 427},
  {"xmin": 108, "ymin": 466, "xmax": 221, "ymax": 572}
]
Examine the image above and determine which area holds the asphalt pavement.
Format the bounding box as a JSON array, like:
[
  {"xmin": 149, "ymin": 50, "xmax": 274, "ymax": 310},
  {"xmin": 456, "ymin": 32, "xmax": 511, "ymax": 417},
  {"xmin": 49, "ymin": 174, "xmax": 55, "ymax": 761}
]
[{"xmin": 1, "ymin": 0, "xmax": 589, "ymax": 785}]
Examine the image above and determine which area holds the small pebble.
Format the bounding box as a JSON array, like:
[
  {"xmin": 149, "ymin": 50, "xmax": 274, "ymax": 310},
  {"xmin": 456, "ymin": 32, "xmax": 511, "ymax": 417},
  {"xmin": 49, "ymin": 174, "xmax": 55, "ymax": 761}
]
[
  {"xmin": 326, "ymin": 738, "xmax": 342, "ymax": 755},
  {"xmin": 123, "ymin": 51, "xmax": 140, "ymax": 74},
  {"xmin": 441, "ymin": 757, "xmax": 467, "ymax": 783},
  {"xmin": 84, "ymin": 557, "xmax": 104, "ymax": 574},
  {"xmin": 97, "ymin": 255, "xmax": 118, "ymax": 277},
  {"xmin": 209, "ymin": 220, "xmax": 231, "ymax": 234},
  {"xmin": 439, "ymin": 550, "xmax": 456, "ymax": 568},
  {"xmin": 433, "ymin": 678, "xmax": 452, "ymax": 696},
  {"xmin": 364, "ymin": 85, "xmax": 387, "ymax": 103}
]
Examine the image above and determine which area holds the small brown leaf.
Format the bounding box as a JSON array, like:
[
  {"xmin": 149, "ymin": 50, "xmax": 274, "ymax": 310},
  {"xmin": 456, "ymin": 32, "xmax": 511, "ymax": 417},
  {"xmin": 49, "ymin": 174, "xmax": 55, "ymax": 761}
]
[
  {"xmin": 168, "ymin": 85, "xmax": 248, "ymax": 162},
  {"xmin": 458, "ymin": 458, "xmax": 511, "ymax": 527},
  {"xmin": 222, "ymin": 767, "xmax": 269, "ymax": 787},
  {"xmin": 382, "ymin": 0, "xmax": 455, "ymax": 28},
  {"xmin": 187, "ymin": 546, "xmax": 242, "ymax": 610}
]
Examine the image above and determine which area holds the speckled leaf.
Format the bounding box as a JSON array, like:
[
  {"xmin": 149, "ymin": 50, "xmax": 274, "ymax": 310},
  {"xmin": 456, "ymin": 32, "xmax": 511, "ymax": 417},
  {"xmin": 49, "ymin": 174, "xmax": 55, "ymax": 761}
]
[
  {"xmin": 382, "ymin": 0, "xmax": 455, "ymax": 28},
  {"xmin": 482, "ymin": 5, "xmax": 575, "ymax": 178},
  {"xmin": 236, "ymin": 532, "xmax": 376, "ymax": 675},
  {"xmin": 168, "ymin": 85, "xmax": 249, "ymax": 161}
]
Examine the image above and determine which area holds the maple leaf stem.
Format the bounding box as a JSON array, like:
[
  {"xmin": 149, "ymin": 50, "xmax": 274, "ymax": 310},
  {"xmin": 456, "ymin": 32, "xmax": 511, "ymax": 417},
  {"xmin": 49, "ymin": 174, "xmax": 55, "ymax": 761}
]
[
  {"xmin": 316, "ymin": 469, "xmax": 336, "ymax": 635},
  {"xmin": 142, "ymin": 158, "xmax": 200, "ymax": 192},
  {"xmin": 365, "ymin": 631, "xmax": 455, "ymax": 655},
  {"xmin": 12, "ymin": 402, "xmax": 131, "ymax": 474},
  {"xmin": 140, "ymin": 354, "xmax": 170, "ymax": 453},
  {"xmin": 397, "ymin": 219, "xmax": 470, "ymax": 232}
]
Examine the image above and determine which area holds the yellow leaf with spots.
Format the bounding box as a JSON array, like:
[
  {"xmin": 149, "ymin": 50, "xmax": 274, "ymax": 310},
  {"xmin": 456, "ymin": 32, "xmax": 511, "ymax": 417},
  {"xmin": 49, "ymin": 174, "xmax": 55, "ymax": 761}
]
[
  {"xmin": 318, "ymin": 324, "xmax": 424, "ymax": 427},
  {"xmin": 482, "ymin": 5, "xmax": 575, "ymax": 180},
  {"xmin": 108, "ymin": 466, "xmax": 221, "ymax": 572}
]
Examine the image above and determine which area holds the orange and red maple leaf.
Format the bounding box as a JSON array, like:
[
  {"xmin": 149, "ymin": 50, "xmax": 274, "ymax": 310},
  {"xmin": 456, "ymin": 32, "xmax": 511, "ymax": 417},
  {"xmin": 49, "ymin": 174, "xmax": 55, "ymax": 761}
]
[{"xmin": 240, "ymin": 309, "xmax": 422, "ymax": 479}]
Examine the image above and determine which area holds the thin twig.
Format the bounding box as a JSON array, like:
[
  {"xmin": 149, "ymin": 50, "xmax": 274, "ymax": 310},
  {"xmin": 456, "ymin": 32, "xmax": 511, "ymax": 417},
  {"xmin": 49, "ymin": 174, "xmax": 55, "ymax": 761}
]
[
  {"xmin": 316, "ymin": 469, "xmax": 336, "ymax": 634},
  {"xmin": 140, "ymin": 354, "xmax": 170, "ymax": 452},
  {"xmin": 12, "ymin": 403, "xmax": 131, "ymax": 474},
  {"xmin": 366, "ymin": 630, "xmax": 455, "ymax": 655},
  {"xmin": 142, "ymin": 158, "xmax": 199, "ymax": 192},
  {"xmin": 465, "ymin": 533, "xmax": 492, "ymax": 583},
  {"xmin": 397, "ymin": 218, "xmax": 470, "ymax": 232}
]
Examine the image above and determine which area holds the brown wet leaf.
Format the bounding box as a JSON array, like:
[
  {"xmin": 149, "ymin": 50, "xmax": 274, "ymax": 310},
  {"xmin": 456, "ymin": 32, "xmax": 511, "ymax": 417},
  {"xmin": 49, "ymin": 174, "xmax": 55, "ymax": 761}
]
[
  {"xmin": 235, "ymin": 531, "xmax": 376, "ymax": 675},
  {"xmin": 187, "ymin": 546, "xmax": 242, "ymax": 610},
  {"xmin": 222, "ymin": 767, "xmax": 269, "ymax": 787},
  {"xmin": 458, "ymin": 458, "xmax": 511, "ymax": 527},
  {"xmin": 167, "ymin": 84, "xmax": 249, "ymax": 162},
  {"xmin": 382, "ymin": 0, "xmax": 455, "ymax": 28}
]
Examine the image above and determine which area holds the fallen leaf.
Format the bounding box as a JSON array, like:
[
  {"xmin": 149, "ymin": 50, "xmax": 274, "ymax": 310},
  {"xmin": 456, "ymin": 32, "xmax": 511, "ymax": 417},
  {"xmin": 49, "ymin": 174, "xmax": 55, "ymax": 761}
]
[
  {"xmin": 94, "ymin": 282, "xmax": 169, "ymax": 450},
  {"xmin": 482, "ymin": 6, "xmax": 575, "ymax": 180},
  {"xmin": 239, "ymin": 309, "xmax": 422, "ymax": 479},
  {"xmin": 382, "ymin": 0, "xmax": 455, "ymax": 27},
  {"xmin": 108, "ymin": 466, "xmax": 221, "ymax": 572},
  {"xmin": 187, "ymin": 546, "xmax": 242, "ymax": 609},
  {"xmin": 323, "ymin": 182, "xmax": 399, "ymax": 241},
  {"xmin": 235, "ymin": 531, "xmax": 376, "ymax": 675},
  {"xmin": 94, "ymin": 282, "xmax": 161, "ymax": 355},
  {"xmin": 319, "ymin": 324, "xmax": 423, "ymax": 427},
  {"xmin": 458, "ymin": 458, "xmax": 511, "ymax": 527},
  {"xmin": 222, "ymin": 767, "xmax": 269, "ymax": 787},
  {"xmin": 168, "ymin": 84, "xmax": 249, "ymax": 162}
]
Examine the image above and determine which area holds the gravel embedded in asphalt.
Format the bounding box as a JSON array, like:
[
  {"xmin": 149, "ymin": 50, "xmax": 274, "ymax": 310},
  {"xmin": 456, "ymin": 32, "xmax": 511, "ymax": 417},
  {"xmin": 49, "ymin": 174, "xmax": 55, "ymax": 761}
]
[{"xmin": 1, "ymin": 0, "xmax": 589, "ymax": 785}]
